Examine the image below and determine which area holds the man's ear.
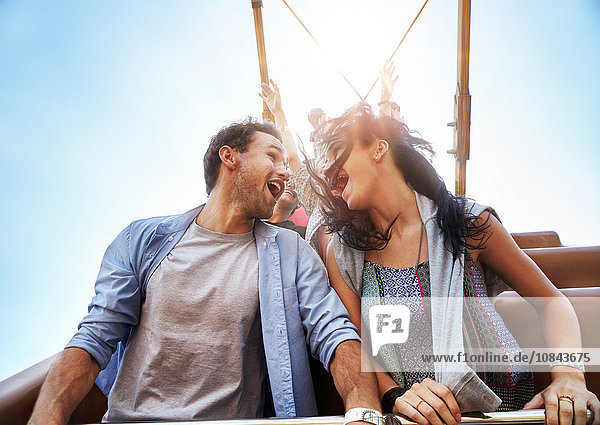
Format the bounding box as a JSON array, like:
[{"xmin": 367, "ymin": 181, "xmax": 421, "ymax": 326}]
[
  {"xmin": 373, "ymin": 139, "xmax": 390, "ymax": 162},
  {"xmin": 219, "ymin": 145, "xmax": 238, "ymax": 170}
]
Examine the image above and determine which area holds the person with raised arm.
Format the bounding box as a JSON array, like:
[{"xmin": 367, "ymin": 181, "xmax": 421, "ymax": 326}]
[{"xmin": 377, "ymin": 61, "xmax": 404, "ymax": 123}]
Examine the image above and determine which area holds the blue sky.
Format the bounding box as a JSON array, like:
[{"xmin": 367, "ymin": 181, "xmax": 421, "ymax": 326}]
[{"xmin": 0, "ymin": 0, "xmax": 598, "ymax": 380}]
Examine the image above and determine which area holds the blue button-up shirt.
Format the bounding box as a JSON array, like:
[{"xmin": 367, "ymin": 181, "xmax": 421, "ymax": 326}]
[{"xmin": 66, "ymin": 205, "xmax": 360, "ymax": 417}]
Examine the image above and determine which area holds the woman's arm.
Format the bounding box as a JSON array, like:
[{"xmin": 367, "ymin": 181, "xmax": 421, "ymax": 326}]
[
  {"xmin": 259, "ymin": 79, "xmax": 302, "ymax": 172},
  {"xmin": 326, "ymin": 243, "xmax": 460, "ymax": 425},
  {"xmin": 474, "ymin": 211, "xmax": 600, "ymax": 424},
  {"xmin": 378, "ymin": 62, "xmax": 403, "ymax": 123}
]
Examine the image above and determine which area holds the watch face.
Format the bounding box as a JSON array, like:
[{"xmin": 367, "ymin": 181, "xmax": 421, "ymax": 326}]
[
  {"xmin": 362, "ymin": 409, "xmax": 379, "ymax": 421},
  {"xmin": 345, "ymin": 408, "xmax": 383, "ymax": 425}
]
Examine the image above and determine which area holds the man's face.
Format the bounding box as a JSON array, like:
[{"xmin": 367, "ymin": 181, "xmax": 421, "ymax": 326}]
[{"xmin": 231, "ymin": 132, "xmax": 290, "ymax": 219}]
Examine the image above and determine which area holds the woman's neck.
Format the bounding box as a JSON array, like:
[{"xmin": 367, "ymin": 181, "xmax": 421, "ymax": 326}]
[{"xmin": 367, "ymin": 172, "xmax": 422, "ymax": 234}]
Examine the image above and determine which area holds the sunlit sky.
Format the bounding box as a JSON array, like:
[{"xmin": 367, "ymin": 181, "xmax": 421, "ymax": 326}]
[{"xmin": 1, "ymin": 1, "xmax": 598, "ymax": 381}]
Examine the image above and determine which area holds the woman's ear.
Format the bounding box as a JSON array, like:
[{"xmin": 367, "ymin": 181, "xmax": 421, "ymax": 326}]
[
  {"xmin": 373, "ymin": 139, "xmax": 390, "ymax": 162},
  {"xmin": 219, "ymin": 145, "xmax": 237, "ymax": 170}
]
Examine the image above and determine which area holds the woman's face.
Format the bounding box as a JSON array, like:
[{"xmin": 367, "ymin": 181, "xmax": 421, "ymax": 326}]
[{"xmin": 324, "ymin": 139, "xmax": 378, "ymax": 211}]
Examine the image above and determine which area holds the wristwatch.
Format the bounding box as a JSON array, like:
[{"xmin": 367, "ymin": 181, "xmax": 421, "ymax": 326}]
[
  {"xmin": 550, "ymin": 361, "xmax": 585, "ymax": 373},
  {"xmin": 344, "ymin": 407, "xmax": 385, "ymax": 425},
  {"xmin": 381, "ymin": 386, "xmax": 406, "ymax": 413}
]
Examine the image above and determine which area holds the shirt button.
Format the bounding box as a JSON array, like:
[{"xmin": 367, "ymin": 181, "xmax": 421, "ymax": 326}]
[
  {"xmin": 263, "ymin": 241, "xmax": 267, "ymax": 246},
  {"xmin": 168, "ymin": 236, "xmax": 174, "ymax": 242}
]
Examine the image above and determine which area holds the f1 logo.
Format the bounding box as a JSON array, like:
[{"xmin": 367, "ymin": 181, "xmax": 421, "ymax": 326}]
[{"xmin": 369, "ymin": 304, "xmax": 411, "ymax": 356}]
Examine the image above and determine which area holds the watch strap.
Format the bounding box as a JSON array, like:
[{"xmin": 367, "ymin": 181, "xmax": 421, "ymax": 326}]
[{"xmin": 381, "ymin": 386, "xmax": 406, "ymax": 413}]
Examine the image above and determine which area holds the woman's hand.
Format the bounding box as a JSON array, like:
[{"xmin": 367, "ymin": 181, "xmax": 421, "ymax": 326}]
[
  {"xmin": 524, "ymin": 369, "xmax": 600, "ymax": 425},
  {"xmin": 393, "ymin": 378, "xmax": 462, "ymax": 425},
  {"xmin": 259, "ymin": 78, "xmax": 283, "ymax": 114},
  {"xmin": 379, "ymin": 61, "xmax": 398, "ymax": 102}
]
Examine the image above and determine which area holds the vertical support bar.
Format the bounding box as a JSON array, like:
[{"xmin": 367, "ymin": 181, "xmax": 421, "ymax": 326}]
[
  {"xmin": 251, "ymin": 0, "xmax": 275, "ymax": 124},
  {"xmin": 453, "ymin": 0, "xmax": 471, "ymax": 197}
]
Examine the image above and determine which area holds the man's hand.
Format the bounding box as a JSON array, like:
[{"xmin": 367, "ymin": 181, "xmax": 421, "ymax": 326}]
[
  {"xmin": 28, "ymin": 348, "xmax": 100, "ymax": 425},
  {"xmin": 393, "ymin": 378, "xmax": 461, "ymax": 425}
]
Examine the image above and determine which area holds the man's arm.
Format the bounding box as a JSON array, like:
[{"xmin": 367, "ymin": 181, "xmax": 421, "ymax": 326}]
[
  {"xmin": 329, "ymin": 339, "xmax": 382, "ymax": 412},
  {"xmin": 28, "ymin": 223, "xmax": 143, "ymax": 424},
  {"xmin": 28, "ymin": 348, "xmax": 100, "ymax": 425},
  {"xmin": 293, "ymin": 240, "xmax": 382, "ymax": 422}
]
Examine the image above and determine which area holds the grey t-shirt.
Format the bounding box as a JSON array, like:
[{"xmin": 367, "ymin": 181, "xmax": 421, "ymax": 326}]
[{"xmin": 105, "ymin": 220, "xmax": 266, "ymax": 421}]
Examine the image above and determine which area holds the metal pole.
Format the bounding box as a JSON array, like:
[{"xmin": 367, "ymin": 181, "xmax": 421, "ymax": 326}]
[
  {"xmin": 71, "ymin": 409, "xmax": 571, "ymax": 424},
  {"xmin": 449, "ymin": 0, "xmax": 471, "ymax": 197},
  {"xmin": 251, "ymin": 0, "xmax": 275, "ymax": 123}
]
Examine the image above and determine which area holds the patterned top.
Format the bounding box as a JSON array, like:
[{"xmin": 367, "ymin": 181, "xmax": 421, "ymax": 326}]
[
  {"xmin": 287, "ymin": 163, "xmax": 320, "ymax": 217},
  {"xmin": 287, "ymin": 162, "xmax": 325, "ymax": 250},
  {"xmin": 362, "ymin": 254, "xmax": 534, "ymax": 411}
]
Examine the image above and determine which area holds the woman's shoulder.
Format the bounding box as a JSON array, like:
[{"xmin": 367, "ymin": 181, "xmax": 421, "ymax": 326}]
[
  {"xmin": 331, "ymin": 232, "xmax": 365, "ymax": 297},
  {"xmin": 463, "ymin": 199, "xmax": 501, "ymax": 222}
]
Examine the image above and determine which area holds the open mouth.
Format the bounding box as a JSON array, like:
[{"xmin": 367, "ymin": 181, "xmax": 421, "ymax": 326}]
[
  {"xmin": 333, "ymin": 174, "xmax": 348, "ymax": 196},
  {"xmin": 267, "ymin": 180, "xmax": 284, "ymax": 200},
  {"xmin": 283, "ymin": 188, "xmax": 296, "ymax": 198}
]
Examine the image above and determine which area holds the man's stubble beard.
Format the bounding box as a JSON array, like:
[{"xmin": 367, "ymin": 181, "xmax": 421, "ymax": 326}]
[{"xmin": 231, "ymin": 162, "xmax": 274, "ymax": 220}]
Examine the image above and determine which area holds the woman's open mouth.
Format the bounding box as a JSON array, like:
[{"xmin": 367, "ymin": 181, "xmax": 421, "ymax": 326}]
[{"xmin": 332, "ymin": 174, "xmax": 348, "ymax": 197}]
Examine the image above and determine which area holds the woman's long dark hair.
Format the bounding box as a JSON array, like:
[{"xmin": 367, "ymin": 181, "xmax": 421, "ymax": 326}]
[{"xmin": 307, "ymin": 103, "xmax": 490, "ymax": 259}]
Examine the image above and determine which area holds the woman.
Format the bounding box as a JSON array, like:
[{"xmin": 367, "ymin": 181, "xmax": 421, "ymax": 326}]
[
  {"xmin": 259, "ymin": 62, "xmax": 403, "ymax": 257},
  {"xmin": 310, "ymin": 104, "xmax": 599, "ymax": 425}
]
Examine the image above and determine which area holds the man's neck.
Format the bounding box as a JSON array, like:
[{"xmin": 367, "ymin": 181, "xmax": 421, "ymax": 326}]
[{"xmin": 196, "ymin": 194, "xmax": 255, "ymax": 234}]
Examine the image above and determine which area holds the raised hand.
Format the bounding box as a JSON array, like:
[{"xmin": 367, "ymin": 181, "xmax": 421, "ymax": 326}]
[
  {"xmin": 259, "ymin": 78, "xmax": 283, "ymax": 114},
  {"xmin": 379, "ymin": 61, "xmax": 399, "ymax": 102}
]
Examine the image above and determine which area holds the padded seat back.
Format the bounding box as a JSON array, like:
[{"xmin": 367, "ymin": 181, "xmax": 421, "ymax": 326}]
[{"xmin": 495, "ymin": 287, "xmax": 600, "ymax": 396}]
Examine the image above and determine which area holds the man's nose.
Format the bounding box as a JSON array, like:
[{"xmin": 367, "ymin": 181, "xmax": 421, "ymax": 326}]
[{"xmin": 276, "ymin": 165, "xmax": 290, "ymax": 181}]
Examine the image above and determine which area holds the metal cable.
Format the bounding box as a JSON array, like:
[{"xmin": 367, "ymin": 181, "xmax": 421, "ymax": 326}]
[
  {"xmin": 280, "ymin": 0, "xmax": 365, "ymax": 101},
  {"xmin": 363, "ymin": 0, "xmax": 429, "ymax": 100}
]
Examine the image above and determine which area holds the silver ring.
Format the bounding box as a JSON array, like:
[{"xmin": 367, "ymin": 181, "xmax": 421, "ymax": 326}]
[{"xmin": 558, "ymin": 394, "xmax": 575, "ymax": 404}]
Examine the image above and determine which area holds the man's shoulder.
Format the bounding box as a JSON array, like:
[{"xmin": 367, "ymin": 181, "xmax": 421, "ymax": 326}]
[
  {"xmin": 127, "ymin": 205, "xmax": 204, "ymax": 240},
  {"xmin": 128, "ymin": 214, "xmax": 171, "ymax": 233}
]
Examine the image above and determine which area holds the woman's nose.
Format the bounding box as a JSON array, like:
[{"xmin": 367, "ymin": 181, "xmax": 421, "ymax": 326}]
[{"xmin": 322, "ymin": 159, "xmax": 334, "ymax": 175}]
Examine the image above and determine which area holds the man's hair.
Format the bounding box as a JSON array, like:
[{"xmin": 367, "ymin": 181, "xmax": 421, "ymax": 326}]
[{"xmin": 203, "ymin": 118, "xmax": 281, "ymax": 195}]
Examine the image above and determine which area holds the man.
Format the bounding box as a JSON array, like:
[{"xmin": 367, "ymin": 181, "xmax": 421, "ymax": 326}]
[
  {"xmin": 28, "ymin": 118, "xmax": 382, "ymax": 424},
  {"xmin": 267, "ymin": 187, "xmax": 306, "ymax": 238}
]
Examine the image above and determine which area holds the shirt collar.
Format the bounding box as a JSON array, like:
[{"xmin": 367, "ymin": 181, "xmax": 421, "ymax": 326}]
[
  {"xmin": 156, "ymin": 205, "xmax": 204, "ymax": 235},
  {"xmin": 156, "ymin": 204, "xmax": 279, "ymax": 239}
]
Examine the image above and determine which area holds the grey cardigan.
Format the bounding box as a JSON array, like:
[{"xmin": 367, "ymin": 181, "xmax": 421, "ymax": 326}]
[{"xmin": 332, "ymin": 192, "xmax": 508, "ymax": 412}]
